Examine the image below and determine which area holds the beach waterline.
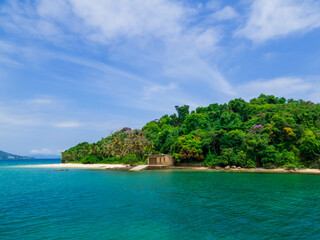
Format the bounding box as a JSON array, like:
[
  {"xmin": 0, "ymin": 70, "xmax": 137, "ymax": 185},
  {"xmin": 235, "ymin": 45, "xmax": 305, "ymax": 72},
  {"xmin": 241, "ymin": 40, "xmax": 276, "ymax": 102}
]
[{"xmin": 22, "ymin": 162, "xmax": 320, "ymax": 175}]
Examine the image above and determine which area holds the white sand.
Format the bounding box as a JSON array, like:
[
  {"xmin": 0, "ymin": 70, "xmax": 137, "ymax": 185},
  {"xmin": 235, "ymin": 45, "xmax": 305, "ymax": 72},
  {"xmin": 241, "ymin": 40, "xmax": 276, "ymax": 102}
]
[
  {"xmin": 20, "ymin": 164, "xmax": 320, "ymax": 174},
  {"xmin": 22, "ymin": 163, "xmax": 129, "ymax": 169}
]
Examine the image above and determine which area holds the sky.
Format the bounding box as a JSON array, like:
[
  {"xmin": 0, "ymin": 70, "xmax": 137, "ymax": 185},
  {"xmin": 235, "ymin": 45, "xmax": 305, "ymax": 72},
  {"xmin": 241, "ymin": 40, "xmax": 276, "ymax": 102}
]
[{"xmin": 0, "ymin": 0, "xmax": 320, "ymax": 156}]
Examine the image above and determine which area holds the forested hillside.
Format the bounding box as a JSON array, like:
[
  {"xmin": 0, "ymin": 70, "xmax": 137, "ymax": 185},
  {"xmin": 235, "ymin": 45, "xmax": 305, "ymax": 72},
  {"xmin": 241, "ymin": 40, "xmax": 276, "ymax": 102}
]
[
  {"xmin": 62, "ymin": 94, "xmax": 320, "ymax": 169},
  {"xmin": 0, "ymin": 150, "xmax": 33, "ymax": 159}
]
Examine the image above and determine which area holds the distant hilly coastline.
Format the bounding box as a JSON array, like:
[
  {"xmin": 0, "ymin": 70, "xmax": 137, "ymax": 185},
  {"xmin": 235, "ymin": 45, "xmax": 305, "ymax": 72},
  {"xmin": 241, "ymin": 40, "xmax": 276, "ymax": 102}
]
[
  {"xmin": 28, "ymin": 154, "xmax": 61, "ymax": 159},
  {"xmin": 0, "ymin": 150, "xmax": 61, "ymax": 159},
  {"xmin": 0, "ymin": 150, "xmax": 34, "ymax": 160}
]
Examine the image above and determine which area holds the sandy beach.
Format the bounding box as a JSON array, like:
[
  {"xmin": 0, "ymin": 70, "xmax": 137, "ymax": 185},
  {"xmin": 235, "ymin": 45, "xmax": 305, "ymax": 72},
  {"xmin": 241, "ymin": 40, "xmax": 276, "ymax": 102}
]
[
  {"xmin": 20, "ymin": 163, "xmax": 320, "ymax": 174},
  {"xmin": 23, "ymin": 163, "xmax": 130, "ymax": 170}
]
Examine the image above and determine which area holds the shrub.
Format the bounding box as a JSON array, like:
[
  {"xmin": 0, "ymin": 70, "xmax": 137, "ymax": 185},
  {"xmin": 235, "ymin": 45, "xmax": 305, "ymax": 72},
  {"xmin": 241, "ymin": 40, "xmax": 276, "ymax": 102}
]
[
  {"xmin": 121, "ymin": 154, "xmax": 139, "ymax": 165},
  {"xmin": 261, "ymin": 146, "xmax": 281, "ymax": 168},
  {"xmin": 235, "ymin": 151, "xmax": 246, "ymax": 167},
  {"xmin": 81, "ymin": 154, "xmax": 102, "ymax": 164},
  {"xmin": 284, "ymin": 163, "xmax": 296, "ymax": 170},
  {"xmin": 101, "ymin": 156, "xmax": 121, "ymax": 164},
  {"xmin": 204, "ymin": 152, "xmax": 216, "ymax": 166},
  {"xmin": 263, "ymin": 162, "xmax": 276, "ymax": 169},
  {"xmin": 203, "ymin": 152, "xmax": 229, "ymax": 167},
  {"xmin": 280, "ymin": 150, "xmax": 296, "ymax": 166},
  {"xmin": 171, "ymin": 134, "xmax": 204, "ymax": 163},
  {"xmin": 210, "ymin": 156, "xmax": 228, "ymax": 167},
  {"xmin": 245, "ymin": 159, "xmax": 256, "ymax": 168}
]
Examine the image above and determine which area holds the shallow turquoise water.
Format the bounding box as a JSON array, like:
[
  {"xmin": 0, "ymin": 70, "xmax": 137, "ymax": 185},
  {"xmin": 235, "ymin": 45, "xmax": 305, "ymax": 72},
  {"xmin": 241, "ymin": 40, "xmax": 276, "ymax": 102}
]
[{"xmin": 1, "ymin": 159, "xmax": 320, "ymax": 240}]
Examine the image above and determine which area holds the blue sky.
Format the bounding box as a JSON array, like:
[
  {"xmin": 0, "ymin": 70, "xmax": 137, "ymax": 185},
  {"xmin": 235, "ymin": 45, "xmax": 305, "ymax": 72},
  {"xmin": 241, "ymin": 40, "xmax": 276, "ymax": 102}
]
[{"xmin": 0, "ymin": 0, "xmax": 320, "ymax": 156}]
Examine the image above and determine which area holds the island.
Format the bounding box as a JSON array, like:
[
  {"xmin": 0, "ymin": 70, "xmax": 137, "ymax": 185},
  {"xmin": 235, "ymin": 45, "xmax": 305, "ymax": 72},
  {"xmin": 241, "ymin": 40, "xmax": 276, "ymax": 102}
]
[
  {"xmin": 61, "ymin": 94, "xmax": 320, "ymax": 172},
  {"xmin": 0, "ymin": 150, "xmax": 34, "ymax": 160}
]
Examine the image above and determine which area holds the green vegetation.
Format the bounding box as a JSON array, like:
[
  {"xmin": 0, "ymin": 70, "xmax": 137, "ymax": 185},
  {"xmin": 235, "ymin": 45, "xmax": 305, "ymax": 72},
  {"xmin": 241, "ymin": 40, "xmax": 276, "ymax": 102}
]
[
  {"xmin": 62, "ymin": 128, "xmax": 152, "ymax": 165},
  {"xmin": 62, "ymin": 94, "xmax": 320, "ymax": 169}
]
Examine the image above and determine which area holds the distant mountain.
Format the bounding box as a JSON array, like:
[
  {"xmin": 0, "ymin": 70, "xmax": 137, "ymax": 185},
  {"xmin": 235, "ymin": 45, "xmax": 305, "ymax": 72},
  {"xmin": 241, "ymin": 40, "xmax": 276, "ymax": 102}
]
[
  {"xmin": 28, "ymin": 154, "xmax": 61, "ymax": 159},
  {"xmin": 0, "ymin": 150, "xmax": 34, "ymax": 159}
]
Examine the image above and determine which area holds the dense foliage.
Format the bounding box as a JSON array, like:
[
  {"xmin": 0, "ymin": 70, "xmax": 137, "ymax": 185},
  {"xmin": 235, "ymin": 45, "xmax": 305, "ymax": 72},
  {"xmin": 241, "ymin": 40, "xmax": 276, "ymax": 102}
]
[
  {"xmin": 62, "ymin": 94, "xmax": 320, "ymax": 169},
  {"xmin": 62, "ymin": 128, "xmax": 153, "ymax": 165}
]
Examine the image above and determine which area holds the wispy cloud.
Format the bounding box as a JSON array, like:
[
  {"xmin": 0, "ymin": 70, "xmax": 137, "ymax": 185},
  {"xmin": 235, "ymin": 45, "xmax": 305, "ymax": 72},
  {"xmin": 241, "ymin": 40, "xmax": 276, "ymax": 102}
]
[
  {"xmin": 0, "ymin": 99, "xmax": 77, "ymax": 128},
  {"xmin": 54, "ymin": 121, "xmax": 82, "ymax": 128},
  {"xmin": 1, "ymin": 1, "xmax": 65, "ymax": 42},
  {"xmin": 27, "ymin": 98, "xmax": 54, "ymax": 105},
  {"xmin": 1, "ymin": 0, "xmax": 319, "ymax": 155},
  {"xmin": 205, "ymin": 0, "xmax": 222, "ymax": 10},
  {"xmin": 0, "ymin": 109, "xmax": 42, "ymax": 126},
  {"xmin": 142, "ymin": 83, "xmax": 177, "ymax": 100},
  {"xmin": 237, "ymin": 77, "xmax": 313, "ymax": 100},
  {"xmin": 209, "ymin": 6, "xmax": 238, "ymax": 21},
  {"xmin": 236, "ymin": 0, "xmax": 320, "ymax": 43},
  {"xmin": 0, "ymin": 0, "xmax": 233, "ymax": 96},
  {"xmin": 67, "ymin": 0, "xmax": 187, "ymax": 42},
  {"xmin": 0, "ymin": 55, "xmax": 22, "ymax": 67},
  {"xmin": 30, "ymin": 148, "xmax": 61, "ymax": 155}
]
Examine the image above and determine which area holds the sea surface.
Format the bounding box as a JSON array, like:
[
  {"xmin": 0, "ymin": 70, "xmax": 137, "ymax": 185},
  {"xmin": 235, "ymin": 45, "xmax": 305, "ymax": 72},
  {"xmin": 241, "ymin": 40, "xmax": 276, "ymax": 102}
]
[{"xmin": 1, "ymin": 159, "xmax": 320, "ymax": 240}]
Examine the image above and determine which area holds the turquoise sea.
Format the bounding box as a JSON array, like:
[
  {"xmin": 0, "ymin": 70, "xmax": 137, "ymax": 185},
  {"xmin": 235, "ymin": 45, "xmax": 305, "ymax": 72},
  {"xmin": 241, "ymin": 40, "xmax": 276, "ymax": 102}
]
[{"xmin": 1, "ymin": 159, "xmax": 320, "ymax": 240}]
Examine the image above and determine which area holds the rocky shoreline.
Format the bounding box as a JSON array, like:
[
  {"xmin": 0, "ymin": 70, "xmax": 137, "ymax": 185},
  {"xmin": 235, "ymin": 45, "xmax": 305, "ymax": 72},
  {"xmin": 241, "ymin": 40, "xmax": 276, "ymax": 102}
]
[{"xmin": 167, "ymin": 165, "xmax": 320, "ymax": 174}]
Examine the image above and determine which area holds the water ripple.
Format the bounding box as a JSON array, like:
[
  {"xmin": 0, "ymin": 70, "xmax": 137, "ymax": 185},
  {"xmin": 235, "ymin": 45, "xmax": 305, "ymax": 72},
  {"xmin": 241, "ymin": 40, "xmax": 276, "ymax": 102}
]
[{"xmin": 1, "ymin": 162, "xmax": 320, "ymax": 239}]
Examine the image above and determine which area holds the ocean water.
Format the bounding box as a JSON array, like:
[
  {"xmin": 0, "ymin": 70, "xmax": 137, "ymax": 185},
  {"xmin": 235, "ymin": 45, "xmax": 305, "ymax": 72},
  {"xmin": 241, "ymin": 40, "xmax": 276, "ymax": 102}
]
[{"xmin": 1, "ymin": 159, "xmax": 320, "ymax": 240}]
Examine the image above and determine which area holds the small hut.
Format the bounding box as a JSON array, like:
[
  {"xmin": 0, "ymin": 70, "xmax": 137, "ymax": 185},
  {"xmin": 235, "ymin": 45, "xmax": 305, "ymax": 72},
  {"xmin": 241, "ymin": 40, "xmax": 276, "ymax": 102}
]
[{"xmin": 147, "ymin": 154, "xmax": 175, "ymax": 166}]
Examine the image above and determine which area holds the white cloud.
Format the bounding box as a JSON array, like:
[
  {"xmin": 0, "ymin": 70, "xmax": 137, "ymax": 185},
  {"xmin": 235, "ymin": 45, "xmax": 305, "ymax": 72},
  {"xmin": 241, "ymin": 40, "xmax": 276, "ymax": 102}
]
[
  {"xmin": 0, "ymin": 40, "xmax": 16, "ymax": 53},
  {"xmin": 0, "ymin": 0, "xmax": 233, "ymax": 96},
  {"xmin": 62, "ymin": 0, "xmax": 232, "ymax": 95},
  {"xmin": 193, "ymin": 28, "xmax": 221, "ymax": 52},
  {"xmin": 143, "ymin": 83, "xmax": 177, "ymax": 100},
  {"xmin": 0, "ymin": 110, "xmax": 41, "ymax": 126},
  {"xmin": 0, "ymin": 1, "xmax": 64, "ymax": 40},
  {"xmin": 307, "ymin": 77, "xmax": 320, "ymax": 103},
  {"xmin": 30, "ymin": 148, "xmax": 62, "ymax": 155},
  {"xmin": 0, "ymin": 55, "xmax": 22, "ymax": 66},
  {"xmin": 237, "ymin": 77, "xmax": 313, "ymax": 99},
  {"xmin": 67, "ymin": 0, "xmax": 186, "ymax": 42},
  {"xmin": 210, "ymin": 6, "xmax": 238, "ymax": 21},
  {"xmin": 0, "ymin": 101, "xmax": 44, "ymax": 126},
  {"xmin": 205, "ymin": 0, "xmax": 222, "ymax": 10},
  {"xmin": 30, "ymin": 148, "xmax": 53, "ymax": 154},
  {"xmin": 236, "ymin": 0, "xmax": 320, "ymax": 42},
  {"xmin": 37, "ymin": 0, "xmax": 71, "ymax": 21},
  {"xmin": 54, "ymin": 121, "xmax": 82, "ymax": 128},
  {"xmin": 49, "ymin": 53, "xmax": 150, "ymax": 85},
  {"xmin": 27, "ymin": 98, "xmax": 54, "ymax": 105},
  {"xmin": 310, "ymin": 91, "xmax": 320, "ymax": 103},
  {"xmin": 2, "ymin": 0, "xmax": 186, "ymax": 43},
  {"xmin": 0, "ymin": 100, "xmax": 81, "ymax": 128}
]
